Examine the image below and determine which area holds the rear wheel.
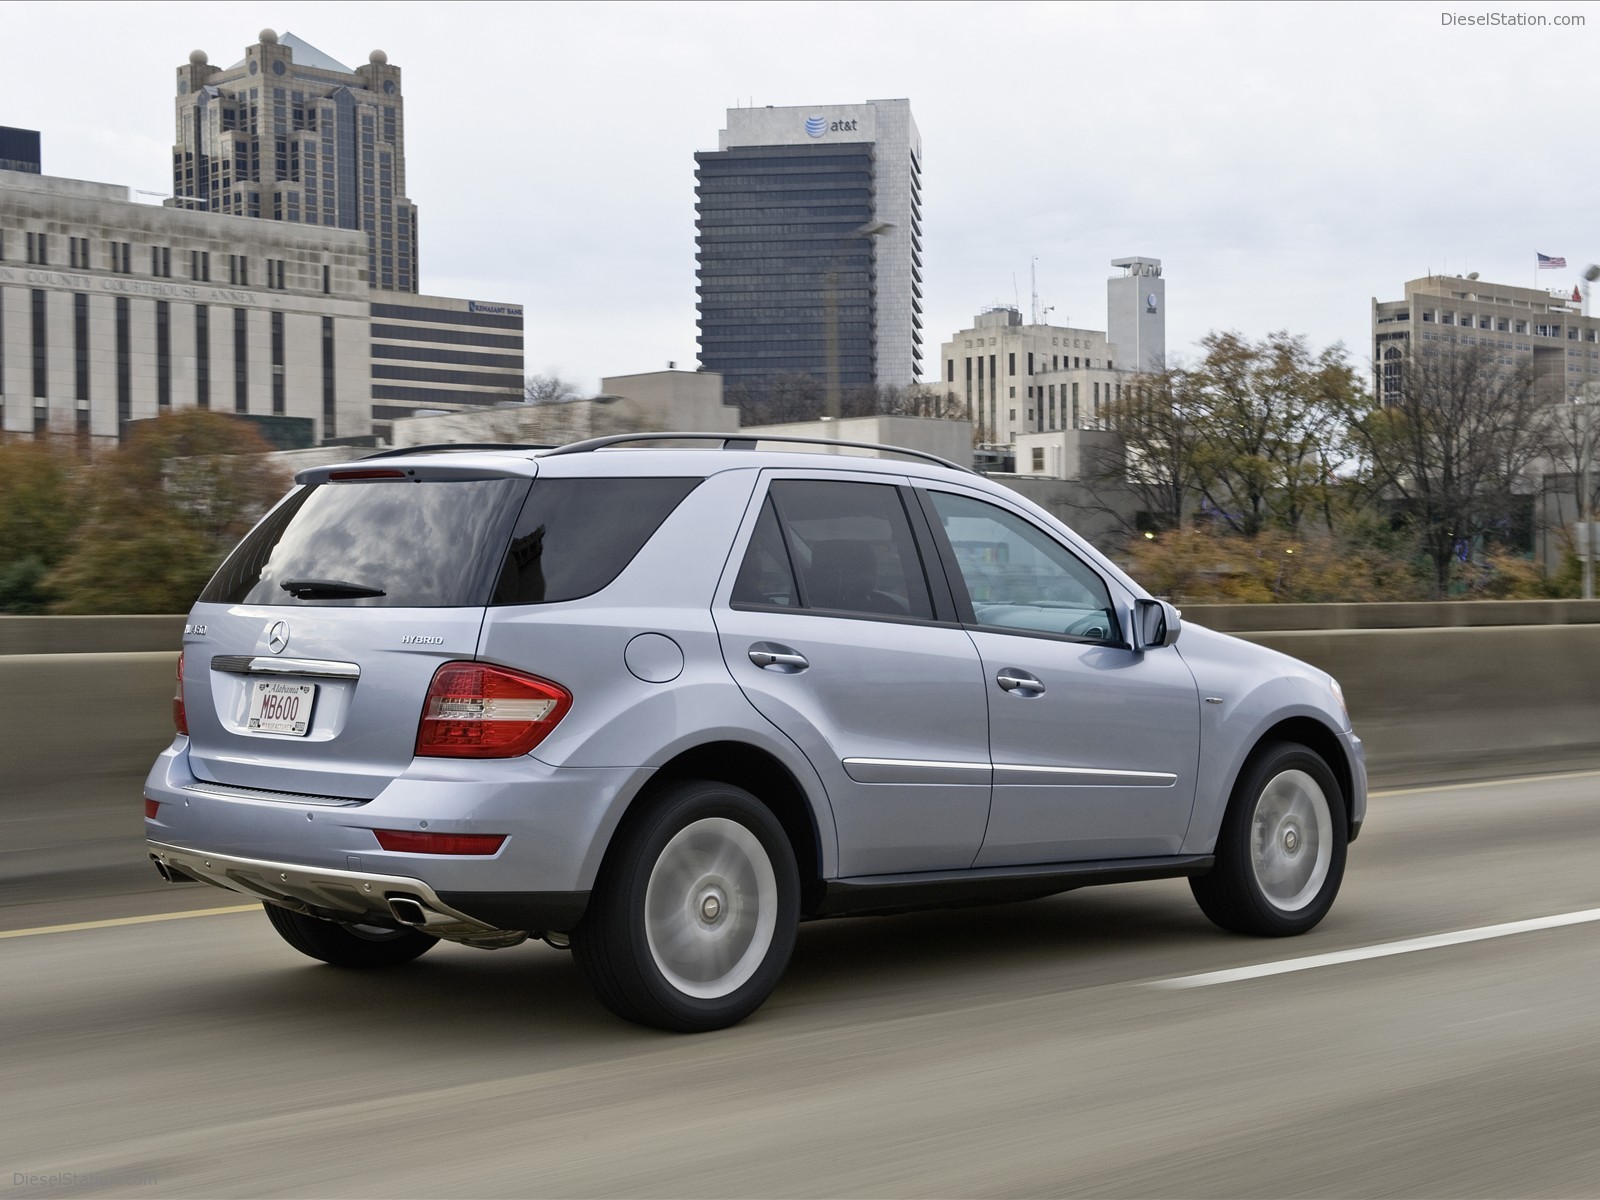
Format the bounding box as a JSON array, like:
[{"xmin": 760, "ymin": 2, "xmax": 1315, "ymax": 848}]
[
  {"xmin": 573, "ymin": 780, "xmax": 800, "ymax": 1032},
  {"xmin": 262, "ymin": 903, "xmax": 438, "ymax": 967},
  {"xmin": 1190, "ymin": 742, "xmax": 1347, "ymax": 937}
]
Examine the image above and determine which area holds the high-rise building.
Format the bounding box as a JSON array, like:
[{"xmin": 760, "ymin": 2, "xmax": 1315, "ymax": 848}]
[
  {"xmin": 695, "ymin": 99, "xmax": 922, "ymax": 392},
  {"xmin": 1372, "ymin": 274, "xmax": 1600, "ymax": 404},
  {"xmin": 1107, "ymin": 256, "xmax": 1165, "ymax": 374},
  {"xmin": 173, "ymin": 30, "xmax": 418, "ymax": 292},
  {"xmin": 0, "ymin": 127, "xmax": 42, "ymax": 175}
]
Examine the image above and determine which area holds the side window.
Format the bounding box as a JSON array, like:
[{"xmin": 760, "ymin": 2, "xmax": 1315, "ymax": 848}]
[
  {"xmin": 491, "ymin": 477, "xmax": 701, "ymax": 605},
  {"xmin": 731, "ymin": 497, "xmax": 798, "ymax": 608},
  {"xmin": 732, "ymin": 480, "xmax": 934, "ymax": 621},
  {"xmin": 926, "ymin": 490, "xmax": 1118, "ymax": 642}
]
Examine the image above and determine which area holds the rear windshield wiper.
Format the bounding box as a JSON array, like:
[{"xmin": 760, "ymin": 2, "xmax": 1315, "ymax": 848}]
[{"xmin": 279, "ymin": 578, "xmax": 387, "ymax": 600}]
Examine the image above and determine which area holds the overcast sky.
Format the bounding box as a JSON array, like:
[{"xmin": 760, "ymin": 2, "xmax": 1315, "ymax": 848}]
[{"xmin": 4, "ymin": 0, "xmax": 1597, "ymax": 391}]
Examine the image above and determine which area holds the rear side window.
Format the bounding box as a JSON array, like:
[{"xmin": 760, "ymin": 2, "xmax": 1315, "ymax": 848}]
[
  {"xmin": 491, "ymin": 477, "xmax": 702, "ymax": 605},
  {"xmin": 732, "ymin": 480, "xmax": 934, "ymax": 621},
  {"xmin": 200, "ymin": 477, "xmax": 532, "ymax": 607}
]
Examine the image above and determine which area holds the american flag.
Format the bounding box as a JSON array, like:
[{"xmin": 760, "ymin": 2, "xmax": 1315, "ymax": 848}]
[{"xmin": 1538, "ymin": 253, "xmax": 1567, "ymax": 269}]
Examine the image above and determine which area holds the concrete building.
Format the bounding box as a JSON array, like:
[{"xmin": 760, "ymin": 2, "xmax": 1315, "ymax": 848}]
[
  {"xmin": 0, "ymin": 127, "xmax": 41, "ymax": 175},
  {"xmin": 1372, "ymin": 273, "xmax": 1600, "ymax": 404},
  {"xmin": 935, "ymin": 306, "xmax": 1127, "ymax": 446},
  {"xmin": 1108, "ymin": 256, "xmax": 1165, "ymax": 373},
  {"xmin": 0, "ymin": 169, "xmax": 521, "ymax": 449},
  {"xmin": 383, "ymin": 370, "xmax": 739, "ymax": 451},
  {"xmin": 173, "ymin": 30, "xmax": 418, "ymax": 292},
  {"xmin": 695, "ymin": 99, "xmax": 923, "ymax": 391}
]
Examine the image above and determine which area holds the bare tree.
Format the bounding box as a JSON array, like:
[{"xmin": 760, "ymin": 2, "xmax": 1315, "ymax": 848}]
[
  {"xmin": 524, "ymin": 372, "xmax": 583, "ymax": 405},
  {"xmin": 1355, "ymin": 342, "xmax": 1550, "ymax": 597}
]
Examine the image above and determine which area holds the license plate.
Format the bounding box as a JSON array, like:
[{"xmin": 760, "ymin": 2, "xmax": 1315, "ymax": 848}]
[{"xmin": 246, "ymin": 680, "xmax": 316, "ymax": 736}]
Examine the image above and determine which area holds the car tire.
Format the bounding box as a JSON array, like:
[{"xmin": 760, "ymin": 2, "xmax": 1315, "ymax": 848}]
[
  {"xmin": 262, "ymin": 903, "xmax": 439, "ymax": 967},
  {"xmin": 1190, "ymin": 742, "xmax": 1348, "ymax": 937},
  {"xmin": 573, "ymin": 780, "xmax": 800, "ymax": 1032}
]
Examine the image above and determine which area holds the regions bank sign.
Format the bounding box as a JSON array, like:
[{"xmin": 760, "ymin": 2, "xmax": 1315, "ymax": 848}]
[{"xmin": 805, "ymin": 115, "xmax": 860, "ymax": 138}]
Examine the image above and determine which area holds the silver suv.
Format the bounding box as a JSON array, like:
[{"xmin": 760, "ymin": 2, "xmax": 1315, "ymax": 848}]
[{"xmin": 145, "ymin": 434, "xmax": 1365, "ymax": 1031}]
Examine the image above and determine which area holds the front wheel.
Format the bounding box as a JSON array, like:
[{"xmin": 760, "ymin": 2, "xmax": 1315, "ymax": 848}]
[
  {"xmin": 263, "ymin": 903, "xmax": 439, "ymax": 967},
  {"xmin": 573, "ymin": 781, "xmax": 800, "ymax": 1032},
  {"xmin": 1190, "ymin": 742, "xmax": 1347, "ymax": 937}
]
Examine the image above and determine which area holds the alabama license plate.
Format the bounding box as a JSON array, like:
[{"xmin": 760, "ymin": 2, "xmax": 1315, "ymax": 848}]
[{"xmin": 246, "ymin": 680, "xmax": 316, "ymax": 736}]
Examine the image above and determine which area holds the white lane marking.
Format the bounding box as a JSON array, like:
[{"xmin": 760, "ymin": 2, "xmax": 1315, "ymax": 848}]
[
  {"xmin": 0, "ymin": 904, "xmax": 258, "ymax": 940},
  {"xmin": 1370, "ymin": 767, "xmax": 1600, "ymax": 798},
  {"xmin": 1147, "ymin": 907, "xmax": 1600, "ymax": 989}
]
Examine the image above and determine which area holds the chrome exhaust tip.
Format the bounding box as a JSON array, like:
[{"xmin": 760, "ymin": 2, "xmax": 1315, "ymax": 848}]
[
  {"xmin": 387, "ymin": 896, "xmax": 431, "ymax": 927},
  {"xmin": 151, "ymin": 855, "xmax": 200, "ymax": 884}
]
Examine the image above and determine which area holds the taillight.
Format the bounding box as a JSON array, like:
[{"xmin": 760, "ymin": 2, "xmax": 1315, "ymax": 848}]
[
  {"xmin": 415, "ymin": 662, "xmax": 571, "ymax": 758},
  {"xmin": 173, "ymin": 651, "xmax": 188, "ymax": 736},
  {"xmin": 373, "ymin": 830, "xmax": 507, "ymax": 855}
]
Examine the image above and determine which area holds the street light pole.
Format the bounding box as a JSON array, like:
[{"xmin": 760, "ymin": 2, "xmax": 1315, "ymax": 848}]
[
  {"xmin": 1582, "ymin": 266, "xmax": 1600, "ymax": 600},
  {"xmin": 824, "ymin": 221, "xmax": 893, "ymax": 429}
]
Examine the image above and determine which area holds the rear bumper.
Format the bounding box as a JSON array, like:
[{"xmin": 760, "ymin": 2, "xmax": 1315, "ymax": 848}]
[{"xmin": 143, "ymin": 741, "xmax": 641, "ymax": 922}]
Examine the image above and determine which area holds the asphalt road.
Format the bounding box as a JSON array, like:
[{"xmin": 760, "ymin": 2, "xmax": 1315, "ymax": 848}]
[{"xmin": 4, "ymin": 770, "xmax": 1600, "ymax": 1199}]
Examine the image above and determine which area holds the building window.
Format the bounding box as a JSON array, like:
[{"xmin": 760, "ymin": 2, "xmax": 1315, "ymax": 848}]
[
  {"xmin": 1008, "ymin": 352, "xmax": 1016, "ymax": 376},
  {"xmin": 1422, "ymin": 311, "xmax": 1434, "ymax": 322},
  {"xmin": 26, "ymin": 232, "xmax": 49, "ymax": 265},
  {"xmin": 191, "ymin": 250, "xmax": 211, "ymax": 282},
  {"xmin": 946, "ymin": 359, "xmax": 954, "ymax": 383},
  {"xmin": 74, "ymin": 294, "xmax": 89, "ymax": 403},
  {"xmin": 322, "ymin": 316, "xmax": 336, "ymax": 438},
  {"xmin": 196, "ymin": 306, "xmax": 210, "ymax": 409},
  {"xmin": 31, "ymin": 289, "xmax": 47, "ymax": 399},
  {"xmin": 1072, "ymin": 382, "xmax": 1080, "ymax": 427},
  {"xmin": 150, "ymin": 246, "xmax": 172, "ymax": 278},
  {"xmin": 69, "ymin": 236, "xmax": 90, "ymax": 269},
  {"xmin": 115, "ymin": 297, "xmax": 131, "ymax": 428},
  {"xmin": 1027, "ymin": 352, "xmax": 1034, "ymax": 375},
  {"xmin": 234, "ymin": 309, "xmax": 249, "ymax": 413},
  {"xmin": 271, "ymin": 311, "xmax": 286, "ymax": 415},
  {"xmin": 1516, "ymin": 321, "xmax": 1527, "ymax": 334},
  {"xmin": 230, "ymin": 255, "xmax": 250, "ymax": 286},
  {"xmin": 156, "ymin": 301, "xmax": 172, "ymax": 409},
  {"xmin": 1032, "ymin": 447, "xmax": 1044, "ymax": 472}
]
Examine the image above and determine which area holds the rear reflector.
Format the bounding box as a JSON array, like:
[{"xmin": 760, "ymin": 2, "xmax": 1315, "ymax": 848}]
[
  {"xmin": 415, "ymin": 662, "xmax": 571, "ymax": 758},
  {"xmin": 144, "ymin": 798, "xmax": 160, "ymax": 819},
  {"xmin": 373, "ymin": 830, "xmax": 507, "ymax": 855},
  {"xmin": 173, "ymin": 652, "xmax": 188, "ymax": 736}
]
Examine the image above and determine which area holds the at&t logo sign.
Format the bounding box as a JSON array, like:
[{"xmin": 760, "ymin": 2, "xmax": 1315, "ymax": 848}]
[{"xmin": 805, "ymin": 116, "xmax": 860, "ymax": 138}]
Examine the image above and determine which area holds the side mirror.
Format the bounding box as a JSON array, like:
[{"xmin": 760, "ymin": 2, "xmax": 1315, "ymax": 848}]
[{"xmin": 1134, "ymin": 598, "xmax": 1181, "ymax": 650}]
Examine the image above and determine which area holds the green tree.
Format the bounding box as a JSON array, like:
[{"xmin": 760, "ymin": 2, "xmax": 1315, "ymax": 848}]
[
  {"xmin": 46, "ymin": 412, "xmax": 291, "ymax": 613},
  {"xmin": 0, "ymin": 441, "xmax": 86, "ymax": 612},
  {"xmin": 1100, "ymin": 332, "xmax": 1365, "ymax": 539},
  {"xmin": 1186, "ymin": 331, "xmax": 1365, "ymax": 537}
]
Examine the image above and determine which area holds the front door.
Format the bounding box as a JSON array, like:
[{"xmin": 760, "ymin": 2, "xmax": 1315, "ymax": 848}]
[{"xmin": 920, "ymin": 486, "xmax": 1202, "ymax": 866}]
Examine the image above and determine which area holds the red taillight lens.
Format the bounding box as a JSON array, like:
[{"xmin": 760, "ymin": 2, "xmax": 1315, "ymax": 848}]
[
  {"xmin": 173, "ymin": 651, "xmax": 188, "ymax": 736},
  {"xmin": 144, "ymin": 798, "xmax": 160, "ymax": 819},
  {"xmin": 415, "ymin": 662, "xmax": 571, "ymax": 758},
  {"xmin": 373, "ymin": 830, "xmax": 507, "ymax": 855}
]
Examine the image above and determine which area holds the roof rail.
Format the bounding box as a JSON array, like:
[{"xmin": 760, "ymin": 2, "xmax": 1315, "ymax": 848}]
[
  {"xmin": 536, "ymin": 432, "xmax": 975, "ymax": 474},
  {"xmin": 361, "ymin": 443, "xmax": 556, "ymax": 459}
]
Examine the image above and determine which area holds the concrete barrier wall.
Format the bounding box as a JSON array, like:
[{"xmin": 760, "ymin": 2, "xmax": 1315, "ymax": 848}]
[{"xmin": 2, "ymin": 619, "xmax": 1597, "ymax": 905}]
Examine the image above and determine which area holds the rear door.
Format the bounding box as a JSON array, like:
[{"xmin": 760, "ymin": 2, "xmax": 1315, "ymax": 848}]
[
  {"xmin": 182, "ymin": 466, "xmax": 532, "ymax": 799},
  {"xmin": 712, "ymin": 472, "xmax": 992, "ymax": 877}
]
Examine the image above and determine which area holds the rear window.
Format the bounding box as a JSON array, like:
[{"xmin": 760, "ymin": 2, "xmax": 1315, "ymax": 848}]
[
  {"xmin": 491, "ymin": 477, "xmax": 702, "ymax": 604},
  {"xmin": 199, "ymin": 477, "xmax": 532, "ymax": 607}
]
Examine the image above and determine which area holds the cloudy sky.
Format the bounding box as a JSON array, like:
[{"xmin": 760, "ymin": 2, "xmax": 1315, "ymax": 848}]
[{"xmin": 4, "ymin": 0, "xmax": 1596, "ymax": 390}]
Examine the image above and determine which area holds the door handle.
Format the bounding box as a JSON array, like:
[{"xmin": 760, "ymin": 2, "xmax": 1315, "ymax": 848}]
[
  {"xmin": 749, "ymin": 645, "xmax": 809, "ymax": 672},
  {"xmin": 996, "ymin": 669, "xmax": 1045, "ymax": 695}
]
